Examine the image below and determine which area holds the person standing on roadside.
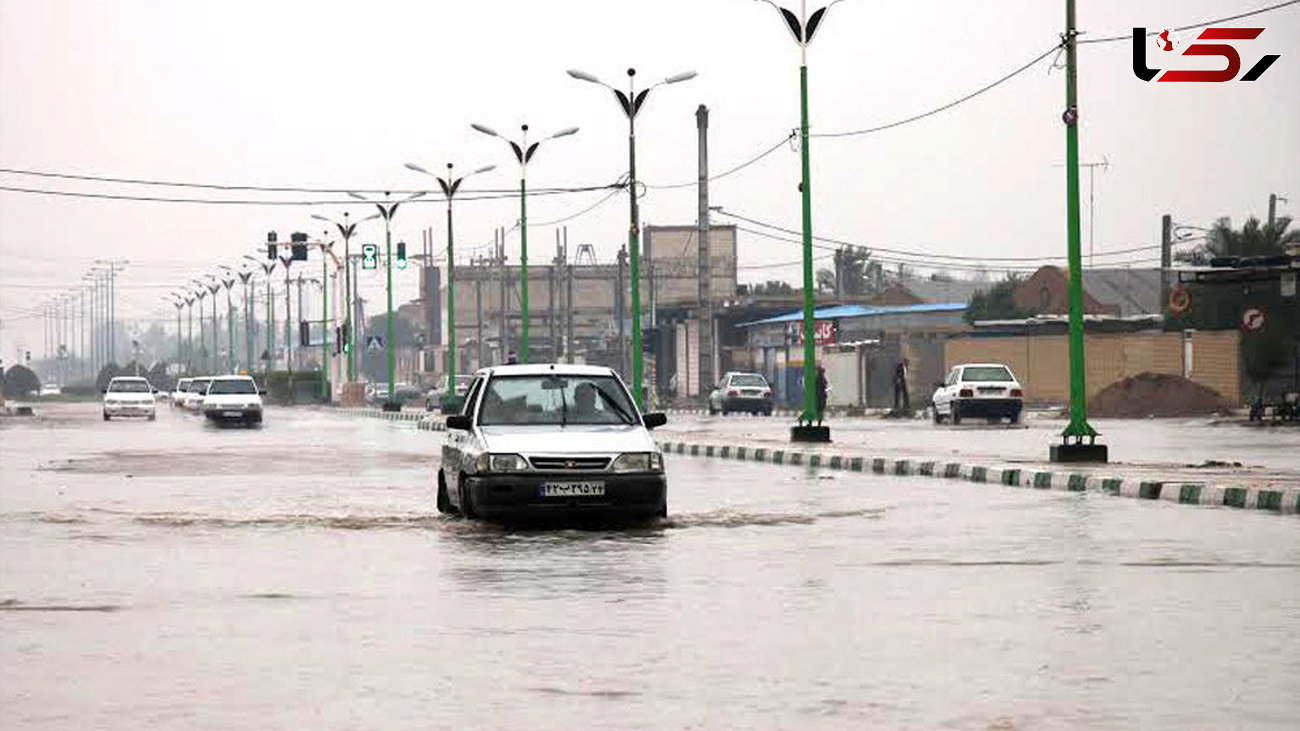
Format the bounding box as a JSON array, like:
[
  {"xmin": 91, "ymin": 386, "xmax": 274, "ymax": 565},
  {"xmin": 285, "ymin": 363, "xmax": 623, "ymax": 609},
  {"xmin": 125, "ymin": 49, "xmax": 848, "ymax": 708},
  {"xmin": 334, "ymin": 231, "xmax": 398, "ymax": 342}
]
[
  {"xmin": 893, "ymin": 358, "xmax": 910, "ymax": 412},
  {"xmin": 815, "ymin": 364, "xmax": 829, "ymax": 426}
]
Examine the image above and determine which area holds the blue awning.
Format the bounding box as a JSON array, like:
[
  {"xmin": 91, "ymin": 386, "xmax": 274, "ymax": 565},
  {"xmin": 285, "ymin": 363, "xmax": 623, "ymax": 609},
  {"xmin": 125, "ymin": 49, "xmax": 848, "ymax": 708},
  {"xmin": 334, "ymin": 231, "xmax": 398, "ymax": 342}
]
[{"xmin": 739, "ymin": 302, "xmax": 967, "ymax": 327}]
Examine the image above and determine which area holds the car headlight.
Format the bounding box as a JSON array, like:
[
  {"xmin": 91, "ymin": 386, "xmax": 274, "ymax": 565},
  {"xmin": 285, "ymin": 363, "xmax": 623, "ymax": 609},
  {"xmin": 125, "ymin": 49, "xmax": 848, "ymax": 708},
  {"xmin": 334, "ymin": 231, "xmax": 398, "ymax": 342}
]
[
  {"xmin": 476, "ymin": 453, "xmax": 529, "ymax": 473},
  {"xmin": 611, "ymin": 452, "xmax": 664, "ymax": 473}
]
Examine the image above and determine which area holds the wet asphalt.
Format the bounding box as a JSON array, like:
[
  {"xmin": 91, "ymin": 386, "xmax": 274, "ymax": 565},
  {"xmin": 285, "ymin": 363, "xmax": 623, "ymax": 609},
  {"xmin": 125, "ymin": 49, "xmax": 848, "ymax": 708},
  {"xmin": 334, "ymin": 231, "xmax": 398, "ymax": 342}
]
[{"xmin": 2, "ymin": 403, "xmax": 1298, "ymax": 730}]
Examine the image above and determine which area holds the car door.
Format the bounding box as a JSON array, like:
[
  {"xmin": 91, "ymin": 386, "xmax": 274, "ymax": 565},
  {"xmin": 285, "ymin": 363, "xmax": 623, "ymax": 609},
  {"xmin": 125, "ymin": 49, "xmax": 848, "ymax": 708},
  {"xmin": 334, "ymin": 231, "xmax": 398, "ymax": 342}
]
[
  {"xmin": 443, "ymin": 376, "xmax": 483, "ymax": 501},
  {"xmin": 935, "ymin": 368, "xmax": 959, "ymax": 410}
]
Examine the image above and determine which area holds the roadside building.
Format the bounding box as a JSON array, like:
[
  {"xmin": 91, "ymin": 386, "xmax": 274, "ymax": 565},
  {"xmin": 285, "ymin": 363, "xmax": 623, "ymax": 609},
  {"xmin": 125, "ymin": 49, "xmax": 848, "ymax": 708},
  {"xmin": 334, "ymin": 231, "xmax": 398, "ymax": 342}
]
[{"xmin": 1013, "ymin": 265, "xmax": 1163, "ymax": 317}]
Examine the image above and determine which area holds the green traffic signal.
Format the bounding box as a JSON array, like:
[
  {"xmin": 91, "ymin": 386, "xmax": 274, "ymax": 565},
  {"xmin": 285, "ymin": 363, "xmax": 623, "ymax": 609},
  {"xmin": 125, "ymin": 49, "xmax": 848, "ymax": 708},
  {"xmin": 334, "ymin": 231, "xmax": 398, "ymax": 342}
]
[
  {"xmin": 396, "ymin": 241, "xmax": 407, "ymax": 269},
  {"xmin": 361, "ymin": 243, "xmax": 378, "ymax": 270}
]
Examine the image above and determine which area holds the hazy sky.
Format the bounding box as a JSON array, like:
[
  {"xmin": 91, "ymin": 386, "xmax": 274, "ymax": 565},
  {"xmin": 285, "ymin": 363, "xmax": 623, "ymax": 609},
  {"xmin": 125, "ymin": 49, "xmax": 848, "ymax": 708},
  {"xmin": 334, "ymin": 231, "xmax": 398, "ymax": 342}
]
[{"xmin": 2, "ymin": 0, "xmax": 1298, "ymax": 360}]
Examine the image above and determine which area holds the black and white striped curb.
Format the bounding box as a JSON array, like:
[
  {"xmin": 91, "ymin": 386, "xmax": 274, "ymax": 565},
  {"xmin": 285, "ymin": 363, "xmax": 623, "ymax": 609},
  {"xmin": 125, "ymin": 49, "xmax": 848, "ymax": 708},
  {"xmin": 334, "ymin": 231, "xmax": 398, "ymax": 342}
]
[
  {"xmin": 330, "ymin": 407, "xmax": 1299, "ymax": 514},
  {"xmin": 662, "ymin": 408, "xmax": 800, "ymax": 418},
  {"xmin": 655, "ymin": 441, "xmax": 1300, "ymax": 514}
]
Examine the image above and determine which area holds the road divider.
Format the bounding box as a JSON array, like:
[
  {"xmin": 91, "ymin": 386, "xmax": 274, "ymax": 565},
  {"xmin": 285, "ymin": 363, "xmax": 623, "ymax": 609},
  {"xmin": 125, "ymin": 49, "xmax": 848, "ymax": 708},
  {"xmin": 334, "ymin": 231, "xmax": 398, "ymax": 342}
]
[{"xmin": 330, "ymin": 407, "xmax": 1298, "ymax": 514}]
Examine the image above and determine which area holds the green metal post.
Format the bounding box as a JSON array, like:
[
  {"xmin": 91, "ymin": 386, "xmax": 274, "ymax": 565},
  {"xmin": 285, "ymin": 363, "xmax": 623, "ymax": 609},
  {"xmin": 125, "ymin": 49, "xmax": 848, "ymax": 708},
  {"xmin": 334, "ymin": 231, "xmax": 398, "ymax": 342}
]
[
  {"xmin": 798, "ymin": 63, "xmax": 817, "ymax": 424},
  {"xmin": 446, "ymin": 197, "xmax": 456, "ymax": 393},
  {"xmin": 520, "ymin": 176, "xmax": 529, "ymax": 362},
  {"xmin": 266, "ymin": 275, "xmax": 274, "ymax": 374},
  {"xmin": 385, "ymin": 220, "xmax": 395, "ymax": 403},
  {"xmin": 629, "ymin": 116, "xmax": 643, "ymax": 408},
  {"xmin": 1062, "ymin": 0, "xmax": 1096, "ymax": 444},
  {"xmin": 321, "ymin": 247, "xmax": 330, "ymax": 401},
  {"xmin": 345, "ymin": 236, "xmax": 354, "ymax": 382}
]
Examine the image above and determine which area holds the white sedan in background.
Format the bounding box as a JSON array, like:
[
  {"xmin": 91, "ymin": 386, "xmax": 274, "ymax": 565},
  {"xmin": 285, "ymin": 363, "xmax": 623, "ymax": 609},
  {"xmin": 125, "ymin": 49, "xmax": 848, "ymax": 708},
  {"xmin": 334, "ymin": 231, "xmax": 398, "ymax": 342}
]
[
  {"xmin": 102, "ymin": 376, "xmax": 157, "ymax": 421},
  {"xmin": 931, "ymin": 363, "xmax": 1024, "ymax": 425}
]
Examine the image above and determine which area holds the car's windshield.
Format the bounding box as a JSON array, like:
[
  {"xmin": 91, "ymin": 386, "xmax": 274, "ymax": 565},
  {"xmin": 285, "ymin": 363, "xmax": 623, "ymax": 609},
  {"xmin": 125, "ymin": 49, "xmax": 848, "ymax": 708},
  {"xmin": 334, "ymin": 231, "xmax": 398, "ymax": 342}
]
[
  {"xmin": 189, "ymin": 379, "xmax": 210, "ymax": 392},
  {"xmin": 730, "ymin": 374, "xmax": 767, "ymax": 388},
  {"xmin": 109, "ymin": 380, "xmax": 150, "ymax": 393},
  {"xmin": 176, "ymin": 380, "xmax": 190, "ymax": 390},
  {"xmin": 962, "ymin": 366, "xmax": 1014, "ymax": 382},
  {"xmin": 478, "ymin": 374, "xmax": 637, "ymax": 426},
  {"xmin": 207, "ymin": 379, "xmax": 257, "ymax": 395}
]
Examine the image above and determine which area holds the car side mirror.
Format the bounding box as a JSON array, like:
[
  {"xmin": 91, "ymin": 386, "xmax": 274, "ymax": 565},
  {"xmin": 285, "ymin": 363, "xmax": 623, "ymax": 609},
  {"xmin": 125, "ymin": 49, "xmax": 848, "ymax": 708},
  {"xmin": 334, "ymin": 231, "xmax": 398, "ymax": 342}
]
[
  {"xmin": 100, "ymin": 389, "xmax": 107, "ymax": 395},
  {"xmin": 445, "ymin": 414, "xmax": 473, "ymax": 431},
  {"xmin": 643, "ymin": 412, "xmax": 667, "ymax": 429},
  {"xmin": 934, "ymin": 381, "xmax": 945, "ymax": 389},
  {"xmin": 258, "ymin": 389, "xmax": 267, "ymax": 396}
]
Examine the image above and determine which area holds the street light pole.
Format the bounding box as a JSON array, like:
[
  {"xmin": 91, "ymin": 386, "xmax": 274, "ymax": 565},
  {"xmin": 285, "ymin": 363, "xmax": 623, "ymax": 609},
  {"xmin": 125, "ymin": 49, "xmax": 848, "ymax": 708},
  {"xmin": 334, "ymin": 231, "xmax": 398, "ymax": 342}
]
[
  {"xmin": 349, "ymin": 190, "xmax": 426, "ymax": 411},
  {"xmin": 404, "ymin": 161, "xmax": 495, "ymax": 404},
  {"xmin": 191, "ymin": 281, "xmax": 209, "ymax": 373},
  {"xmin": 471, "ymin": 122, "xmax": 578, "ymax": 364},
  {"xmin": 312, "ymin": 211, "xmax": 378, "ymax": 385},
  {"xmin": 756, "ymin": 0, "xmax": 842, "ymax": 442},
  {"xmin": 219, "ymin": 268, "xmax": 237, "ymax": 375},
  {"xmin": 567, "ymin": 67, "xmax": 695, "ymax": 406}
]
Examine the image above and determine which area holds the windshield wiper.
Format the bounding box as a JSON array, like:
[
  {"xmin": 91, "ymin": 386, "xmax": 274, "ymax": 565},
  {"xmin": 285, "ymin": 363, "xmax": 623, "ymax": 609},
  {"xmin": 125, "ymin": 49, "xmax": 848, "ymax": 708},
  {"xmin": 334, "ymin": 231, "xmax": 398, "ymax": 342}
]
[
  {"xmin": 560, "ymin": 387, "xmax": 568, "ymax": 426},
  {"xmin": 594, "ymin": 388, "xmax": 635, "ymax": 425}
]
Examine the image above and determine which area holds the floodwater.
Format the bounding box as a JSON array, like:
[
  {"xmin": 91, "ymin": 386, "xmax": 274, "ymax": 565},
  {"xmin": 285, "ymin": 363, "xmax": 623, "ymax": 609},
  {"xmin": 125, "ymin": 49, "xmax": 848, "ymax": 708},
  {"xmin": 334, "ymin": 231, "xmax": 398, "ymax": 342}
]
[{"xmin": 2, "ymin": 403, "xmax": 1298, "ymax": 730}]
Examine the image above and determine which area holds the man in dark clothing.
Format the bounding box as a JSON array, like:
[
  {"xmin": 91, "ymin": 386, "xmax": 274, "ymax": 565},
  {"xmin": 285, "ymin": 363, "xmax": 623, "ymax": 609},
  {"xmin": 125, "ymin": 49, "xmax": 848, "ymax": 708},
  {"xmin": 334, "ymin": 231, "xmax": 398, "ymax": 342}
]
[
  {"xmin": 893, "ymin": 358, "xmax": 910, "ymax": 412},
  {"xmin": 815, "ymin": 365, "xmax": 829, "ymax": 426}
]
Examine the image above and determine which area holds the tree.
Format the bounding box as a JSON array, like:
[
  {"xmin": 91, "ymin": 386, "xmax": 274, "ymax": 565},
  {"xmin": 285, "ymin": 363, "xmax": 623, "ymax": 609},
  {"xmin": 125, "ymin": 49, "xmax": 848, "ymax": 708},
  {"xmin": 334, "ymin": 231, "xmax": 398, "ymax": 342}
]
[
  {"xmin": 964, "ymin": 274, "xmax": 1036, "ymax": 324},
  {"xmin": 1176, "ymin": 215, "xmax": 1299, "ymax": 265},
  {"xmin": 749, "ymin": 280, "xmax": 795, "ymax": 296},
  {"xmin": 3, "ymin": 365, "xmax": 41, "ymax": 396},
  {"xmin": 815, "ymin": 267, "xmax": 836, "ymax": 294}
]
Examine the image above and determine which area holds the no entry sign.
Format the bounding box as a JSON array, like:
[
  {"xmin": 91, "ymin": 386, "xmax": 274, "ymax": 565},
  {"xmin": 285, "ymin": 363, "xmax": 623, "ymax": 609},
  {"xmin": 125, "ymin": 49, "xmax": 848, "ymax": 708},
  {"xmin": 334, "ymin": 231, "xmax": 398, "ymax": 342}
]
[{"xmin": 1241, "ymin": 308, "xmax": 1266, "ymax": 332}]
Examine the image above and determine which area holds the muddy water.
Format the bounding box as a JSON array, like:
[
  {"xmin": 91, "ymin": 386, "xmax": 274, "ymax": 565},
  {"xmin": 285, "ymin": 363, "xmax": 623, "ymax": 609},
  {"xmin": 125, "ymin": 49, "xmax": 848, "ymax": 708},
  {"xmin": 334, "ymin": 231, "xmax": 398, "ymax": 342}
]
[{"xmin": 2, "ymin": 404, "xmax": 1298, "ymax": 730}]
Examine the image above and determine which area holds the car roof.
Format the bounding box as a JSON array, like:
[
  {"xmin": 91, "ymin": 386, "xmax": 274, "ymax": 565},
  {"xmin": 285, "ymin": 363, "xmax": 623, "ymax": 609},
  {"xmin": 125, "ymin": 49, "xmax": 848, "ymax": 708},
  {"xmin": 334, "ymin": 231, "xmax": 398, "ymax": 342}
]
[
  {"xmin": 209, "ymin": 375, "xmax": 255, "ymax": 381},
  {"xmin": 475, "ymin": 363, "xmax": 619, "ymax": 378},
  {"xmin": 726, "ymin": 371, "xmax": 765, "ymax": 378},
  {"xmin": 110, "ymin": 376, "xmax": 148, "ymax": 381},
  {"xmin": 954, "ymin": 363, "xmax": 1014, "ymax": 369}
]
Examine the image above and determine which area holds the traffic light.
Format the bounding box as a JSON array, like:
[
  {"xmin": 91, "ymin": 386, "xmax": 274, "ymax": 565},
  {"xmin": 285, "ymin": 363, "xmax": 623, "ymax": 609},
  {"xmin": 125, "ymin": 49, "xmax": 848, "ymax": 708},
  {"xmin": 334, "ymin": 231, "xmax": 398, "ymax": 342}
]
[
  {"xmin": 396, "ymin": 241, "xmax": 408, "ymax": 269},
  {"xmin": 25, "ymin": 350, "xmax": 31, "ymax": 363},
  {"xmin": 333, "ymin": 327, "xmax": 342, "ymax": 354},
  {"xmin": 341, "ymin": 322, "xmax": 350, "ymax": 353},
  {"xmin": 361, "ymin": 244, "xmax": 378, "ymax": 270},
  {"xmin": 267, "ymin": 231, "xmax": 278, "ymax": 260},
  {"xmin": 299, "ymin": 321, "xmax": 310, "ymax": 347},
  {"xmin": 291, "ymin": 232, "xmax": 309, "ymax": 261}
]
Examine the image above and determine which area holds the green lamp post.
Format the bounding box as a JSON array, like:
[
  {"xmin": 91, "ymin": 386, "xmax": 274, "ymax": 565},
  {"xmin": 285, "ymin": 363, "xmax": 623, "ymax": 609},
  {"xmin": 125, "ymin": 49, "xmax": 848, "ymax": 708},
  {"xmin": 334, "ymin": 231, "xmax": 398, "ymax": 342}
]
[
  {"xmin": 566, "ymin": 67, "xmax": 696, "ymax": 408},
  {"xmin": 756, "ymin": 0, "xmax": 844, "ymax": 442},
  {"xmin": 312, "ymin": 211, "xmax": 379, "ymax": 385},
  {"xmin": 404, "ymin": 161, "xmax": 496, "ymax": 406},
  {"xmin": 471, "ymin": 122, "xmax": 578, "ymax": 364}
]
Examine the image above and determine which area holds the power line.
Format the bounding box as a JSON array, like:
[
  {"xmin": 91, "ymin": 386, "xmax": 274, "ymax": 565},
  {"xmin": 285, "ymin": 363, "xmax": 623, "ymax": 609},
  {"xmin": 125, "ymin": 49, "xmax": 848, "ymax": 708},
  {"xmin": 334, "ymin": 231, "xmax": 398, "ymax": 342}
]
[
  {"xmin": 718, "ymin": 209, "xmax": 1161, "ymax": 263},
  {"xmin": 1079, "ymin": 0, "xmax": 1300, "ymax": 45},
  {"xmin": 813, "ymin": 45, "xmax": 1062, "ymax": 139},
  {"xmin": 0, "ymin": 183, "xmax": 619, "ymax": 207},
  {"xmin": 643, "ymin": 133, "xmax": 795, "ymax": 190}
]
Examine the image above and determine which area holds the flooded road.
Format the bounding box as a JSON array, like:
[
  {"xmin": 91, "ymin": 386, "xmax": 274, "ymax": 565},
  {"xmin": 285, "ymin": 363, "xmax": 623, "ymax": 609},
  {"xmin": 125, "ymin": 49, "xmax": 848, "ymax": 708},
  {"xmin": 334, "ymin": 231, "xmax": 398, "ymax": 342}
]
[{"xmin": 3, "ymin": 403, "xmax": 1298, "ymax": 730}]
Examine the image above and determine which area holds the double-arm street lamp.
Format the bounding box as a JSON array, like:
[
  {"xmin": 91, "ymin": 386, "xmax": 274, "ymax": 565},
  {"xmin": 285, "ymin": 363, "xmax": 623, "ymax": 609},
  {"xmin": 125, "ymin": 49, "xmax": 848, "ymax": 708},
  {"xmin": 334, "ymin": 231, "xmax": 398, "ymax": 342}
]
[
  {"xmin": 312, "ymin": 211, "xmax": 379, "ymax": 384},
  {"xmin": 347, "ymin": 190, "xmax": 427, "ymax": 411},
  {"xmin": 404, "ymin": 161, "xmax": 495, "ymax": 400},
  {"xmin": 470, "ymin": 122, "xmax": 578, "ymax": 364},
  {"xmin": 190, "ymin": 279, "xmax": 212, "ymax": 372},
  {"xmin": 567, "ymin": 66, "xmax": 696, "ymax": 407},
  {"xmin": 243, "ymin": 255, "xmax": 277, "ymax": 373},
  {"xmin": 218, "ymin": 266, "xmax": 238, "ymax": 374},
  {"xmin": 755, "ymin": 0, "xmax": 844, "ymax": 441}
]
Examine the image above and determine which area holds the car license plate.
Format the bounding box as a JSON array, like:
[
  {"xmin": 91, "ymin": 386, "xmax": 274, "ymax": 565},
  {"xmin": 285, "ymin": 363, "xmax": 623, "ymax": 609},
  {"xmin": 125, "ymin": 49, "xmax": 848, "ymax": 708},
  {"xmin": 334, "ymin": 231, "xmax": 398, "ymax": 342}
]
[
  {"xmin": 538, "ymin": 482, "xmax": 605, "ymax": 498},
  {"xmin": 222, "ymin": 410, "xmax": 242, "ymax": 417}
]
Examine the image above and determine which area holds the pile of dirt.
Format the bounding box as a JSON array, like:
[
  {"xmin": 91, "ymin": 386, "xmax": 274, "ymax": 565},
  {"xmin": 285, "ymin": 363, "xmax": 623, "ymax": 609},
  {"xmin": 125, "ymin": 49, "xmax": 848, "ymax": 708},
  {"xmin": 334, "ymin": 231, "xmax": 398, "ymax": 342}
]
[{"xmin": 1089, "ymin": 372, "xmax": 1229, "ymax": 418}]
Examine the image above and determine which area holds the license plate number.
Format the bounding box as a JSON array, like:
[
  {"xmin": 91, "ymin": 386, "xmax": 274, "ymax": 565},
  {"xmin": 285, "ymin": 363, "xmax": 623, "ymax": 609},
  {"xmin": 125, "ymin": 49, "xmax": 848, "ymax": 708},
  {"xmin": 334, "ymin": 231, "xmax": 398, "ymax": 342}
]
[
  {"xmin": 539, "ymin": 482, "xmax": 605, "ymax": 497},
  {"xmin": 222, "ymin": 411, "xmax": 242, "ymax": 417}
]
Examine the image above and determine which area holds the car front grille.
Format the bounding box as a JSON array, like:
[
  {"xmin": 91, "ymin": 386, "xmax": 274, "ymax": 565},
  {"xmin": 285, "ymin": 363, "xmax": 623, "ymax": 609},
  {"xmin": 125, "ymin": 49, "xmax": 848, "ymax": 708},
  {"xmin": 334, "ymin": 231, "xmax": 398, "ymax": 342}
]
[{"xmin": 528, "ymin": 456, "xmax": 611, "ymax": 471}]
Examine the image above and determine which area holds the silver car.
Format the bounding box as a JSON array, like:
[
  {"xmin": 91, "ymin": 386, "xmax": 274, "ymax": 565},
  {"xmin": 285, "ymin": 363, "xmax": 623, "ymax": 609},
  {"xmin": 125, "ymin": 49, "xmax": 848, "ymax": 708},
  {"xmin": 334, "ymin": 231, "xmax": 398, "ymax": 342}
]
[{"xmin": 438, "ymin": 364, "xmax": 668, "ymax": 522}]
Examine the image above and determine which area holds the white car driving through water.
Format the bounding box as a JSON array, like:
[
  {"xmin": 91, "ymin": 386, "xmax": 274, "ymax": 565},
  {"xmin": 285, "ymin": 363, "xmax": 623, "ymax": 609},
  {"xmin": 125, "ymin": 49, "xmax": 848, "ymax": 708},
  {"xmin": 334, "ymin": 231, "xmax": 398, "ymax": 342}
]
[
  {"xmin": 202, "ymin": 375, "xmax": 264, "ymax": 425},
  {"xmin": 438, "ymin": 364, "xmax": 668, "ymax": 522},
  {"xmin": 102, "ymin": 376, "xmax": 157, "ymax": 421}
]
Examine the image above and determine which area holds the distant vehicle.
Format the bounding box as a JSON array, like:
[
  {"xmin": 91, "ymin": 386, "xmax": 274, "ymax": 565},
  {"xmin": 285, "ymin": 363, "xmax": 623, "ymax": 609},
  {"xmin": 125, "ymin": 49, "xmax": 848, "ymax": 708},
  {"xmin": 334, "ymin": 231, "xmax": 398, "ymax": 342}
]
[
  {"xmin": 438, "ymin": 364, "xmax": 668, "ymax": 522},
  {"xmin": 426, "ymin": 374, "xmax": 474, "ymax": 411},
  {"xmin": 171, "ymin": 378, "xmax": 192, "ymax": 408},
  {"xmin": 102, "ymin": 376, "xmax": 156, "ymax": 421},
  {"xmin": 708, "ymin": 372, "xmax": 774, "ymax": 416},
  {"xmin": 365, "ymin": 382, "xmax": 389, "ymax": 405},
  {"xmin": 39, "ymin": 384, "xmax": 62, "ymax": 397},
  {"xmin": 184, "ymin": 377, "xmax": 212, "ymax": 412},
  {"xmin": 931, "ymin": 363, "xmax": 1024, "ymax": 425},
  {"xmin": 202, "ymin": 375, "xmax": 264, "ymax": 425}
]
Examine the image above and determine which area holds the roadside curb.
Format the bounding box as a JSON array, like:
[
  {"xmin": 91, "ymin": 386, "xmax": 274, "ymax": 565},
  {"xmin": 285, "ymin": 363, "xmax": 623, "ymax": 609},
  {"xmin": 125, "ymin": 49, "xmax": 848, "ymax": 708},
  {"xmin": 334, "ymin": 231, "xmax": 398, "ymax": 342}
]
[{"xmin": 330, "ymin": 407, "xmax": 1299, "ymax": 514}]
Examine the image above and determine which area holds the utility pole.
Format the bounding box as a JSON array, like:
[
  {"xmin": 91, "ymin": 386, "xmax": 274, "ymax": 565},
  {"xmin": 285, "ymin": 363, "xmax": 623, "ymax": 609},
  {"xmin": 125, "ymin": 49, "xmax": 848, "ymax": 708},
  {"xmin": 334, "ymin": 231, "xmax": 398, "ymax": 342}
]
[
  {"xmin": 1050, "ymin": 0, "xmax": 1105, "ymax": 463},
  {"xmin": 1160, "ymin": 214, "xmax": 1172, "ymax": 318},
  {"xmin": 565, "ymin": 228, "xmax": 574, "ymax": 364},
  {"xmin": 696, "ymin": 104, "xmax": 714, "ymax": 394},
  {"xmin": 551, "ymin": 230, "xmax": 560, "ymax": 361},
  {"xmin": 498, "ymin": 228, "xmax": 508, "ymax": 363},
  {"xmin": 617, "ymin": 245, "xmax": 627, "ymax": 379},
  {"xmin": 1268, "ymin": 193, "xmax": 1288, "ymax": 229},
  {"xmin": 280, "ymin": 254, "xmax": 294, "ymax": 375},
  {"xmin": 475, "ymin": 254, "xmax": 484, "ymax": 370}
]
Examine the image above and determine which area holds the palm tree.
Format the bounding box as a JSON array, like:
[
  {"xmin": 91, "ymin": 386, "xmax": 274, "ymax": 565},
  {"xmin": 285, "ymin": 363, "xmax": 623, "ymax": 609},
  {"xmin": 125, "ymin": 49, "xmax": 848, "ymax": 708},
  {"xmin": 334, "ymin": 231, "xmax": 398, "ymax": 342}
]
[{"xmin": 1177, "ymin": 215, "xmax": 1299, "ymax": 264}]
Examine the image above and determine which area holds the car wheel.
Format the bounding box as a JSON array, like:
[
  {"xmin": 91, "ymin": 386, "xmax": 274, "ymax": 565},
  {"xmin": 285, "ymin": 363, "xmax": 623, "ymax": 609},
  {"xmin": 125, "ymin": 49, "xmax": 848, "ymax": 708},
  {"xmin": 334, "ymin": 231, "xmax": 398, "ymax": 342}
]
[
  {"xmin": 950, "ymin": 403, "xmax": 962, "ymax": 425},
  {"xmin": 932, "ymin": 405, "xmax": 943, "ymax": 424},
  {"xmin": 148, "ymin": 413, "xmax": 156, "ymax": 421},
  {"xmin": 1010, "ymin": 409, "xmax": 1022, "ymax": 425},
  {"xmin": 708, "ymin": 404, "xmax": 717, "ymax": 415},
  {"xmin": 103, "ymin": 413, "xmax": 110, "ymax": 422},
  {"xmin": 657, "ymin": 499, "xmax": 668, "ymax": 519},
  {"xmin": 436, "ymin": 471, "xmax": 458, "ymax": 515},
  {"xmin": 459, "ymin": 478, "xmax": 478, "ymax": 519}
]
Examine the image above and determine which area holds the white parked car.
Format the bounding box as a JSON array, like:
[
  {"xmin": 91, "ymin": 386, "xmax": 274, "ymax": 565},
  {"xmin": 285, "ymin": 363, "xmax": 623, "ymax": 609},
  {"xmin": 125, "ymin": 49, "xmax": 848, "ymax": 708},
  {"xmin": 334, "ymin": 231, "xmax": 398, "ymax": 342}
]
[
  {"xmin": 438, "ymin": 364, "xmax": 668, "ymax": 522},
  {"xmin": 184, "ymin": 377, "xmax": 212, "ymax": 412},
  {"xmin": 202, "ymin": 375, "xmax": 264, "ymax": 425},
  {"xmin": 102, "ymin": 376, "xmax": 156, "ymax": 421},
  {"xmin": 39, "ymin": 384, "xmax": 62, "ymax": 397},
  {"xmin": 171, "ymin": 378, "xmax": 192, "ymax": 408},
  {"xmin": 931, "ymin": 363, "xmax": 1024, "ymax": 425}
]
